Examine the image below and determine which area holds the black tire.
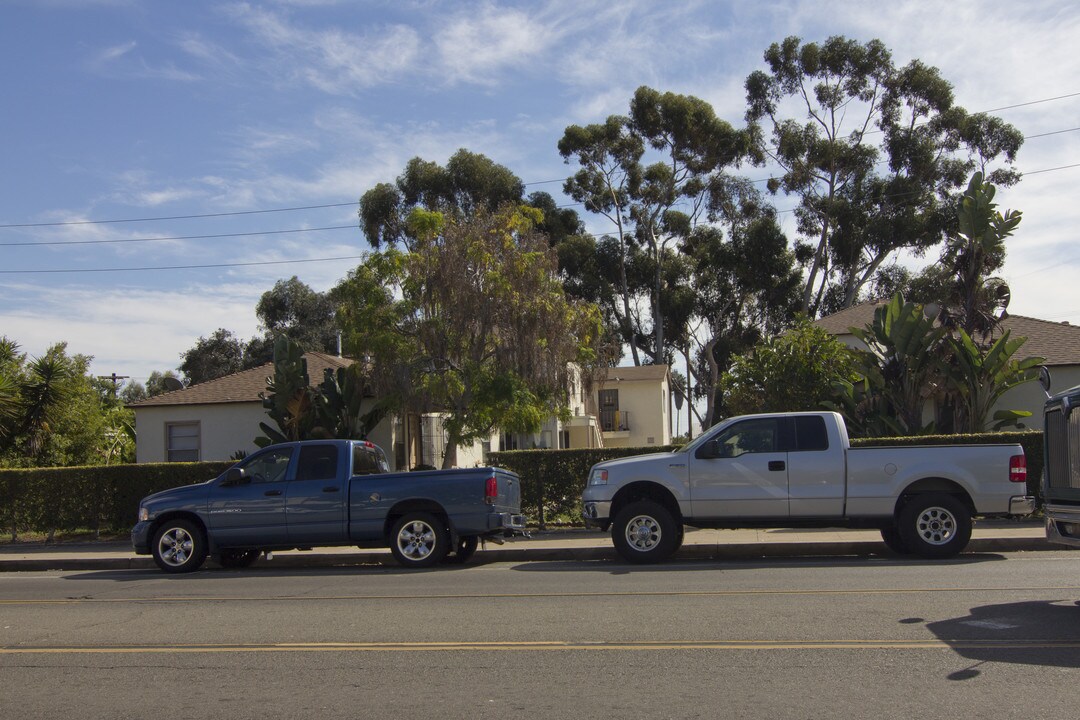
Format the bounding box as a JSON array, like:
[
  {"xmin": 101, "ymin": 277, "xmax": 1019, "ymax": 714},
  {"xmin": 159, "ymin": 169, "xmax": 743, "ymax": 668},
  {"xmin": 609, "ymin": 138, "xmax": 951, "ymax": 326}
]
[
  {"xmin": 389, "ymin": 512, "xmax": 450, "ymax": 568},
  {"xmin": 880, "ymin": 524, "xmax": 911, "ymax": 555},
  {"xmin": 444, "ymin": 535, "xmax": 479, "ymax": 565},
  {"xmin": 897, "ymin": 493, "xmax": 972, "ymax": 559},
  {"xmin": 217, "ymin": 549, "xmax": 260, "ymax": 569},
  {"xmin": 611, "ymin": 500, "xmax": 679, "ymax": 564},
  {"xmin": 151, "ymin": 519, "xmax": 208, "ymax": 574}
]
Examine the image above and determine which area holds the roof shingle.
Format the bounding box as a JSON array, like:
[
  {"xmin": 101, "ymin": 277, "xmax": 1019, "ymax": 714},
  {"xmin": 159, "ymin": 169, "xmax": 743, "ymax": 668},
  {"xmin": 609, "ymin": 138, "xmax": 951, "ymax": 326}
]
[
  {"xmin": 813, "ymin": 302, "xmax": 1080, "ymax": 366},
  {"xmin": 128, "ymin": 352, "xmax": 354, "ymax": 407}
]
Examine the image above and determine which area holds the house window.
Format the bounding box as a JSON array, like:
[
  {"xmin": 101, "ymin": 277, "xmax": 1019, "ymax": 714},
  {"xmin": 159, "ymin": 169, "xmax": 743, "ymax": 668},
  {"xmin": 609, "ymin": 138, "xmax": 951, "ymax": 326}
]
[
  {"xmin": 598, "ymin": 389, "xmax": 620, "ymax": 432},
  {"xmin": 559, "ymin": 430, "xmax": 571, "ymax": 449},
  {"xmin": 501, "ymin": 432, "xmax": 520, "ymax": 451},
  {"xmin": 166, "ymin": 422, "xmax": 200, "ymax": 462}
]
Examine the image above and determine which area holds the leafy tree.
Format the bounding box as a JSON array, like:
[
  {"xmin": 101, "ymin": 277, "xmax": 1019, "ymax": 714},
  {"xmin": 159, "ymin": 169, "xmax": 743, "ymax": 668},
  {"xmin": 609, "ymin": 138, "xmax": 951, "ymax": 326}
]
[
  {"xmin": 684, "ymin": 177, "xmax": 802, "ymax": 426},
  {"xmin": 359, "ymin": 149, "xmax": 525, "ymax": 250},
  {"xmin": 333, "ymin": 204, "xmax": 610, "ymax": 468},
  {"xmin": 722, "ymin": 317, "xmax": 857, "ymax": 416},
  {"xmin": 0, "ymin": 339, "xmax": 75, "ymax": 465},
  {"xmin": 244, "ymin": 276, "xmax": 339, "ymax": 366},
  {"xmin": 560, "ymin": 86, "xmax": 755, "ymax": 367},
  {"xmin": 179, "ymin": 328, "xmax": 245, "ymax": 385},
  {"xmin": 745, "ymin": 36, "xmax": 1023, "ymax": 315},
  {"xmin": 935, "ymin": 172, "xmax": 1023, "ymax": 340}
]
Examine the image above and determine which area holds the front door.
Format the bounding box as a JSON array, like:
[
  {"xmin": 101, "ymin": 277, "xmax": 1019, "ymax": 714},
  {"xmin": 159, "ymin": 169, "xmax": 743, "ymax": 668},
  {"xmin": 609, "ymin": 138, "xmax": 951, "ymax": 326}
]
[
  {"xmin": 208, "ymin": 446, "xmax": 292, "ymax": 546},
  {"xmin": 688, "ymin": 417, "xmax": 789, "ymax": 519}
]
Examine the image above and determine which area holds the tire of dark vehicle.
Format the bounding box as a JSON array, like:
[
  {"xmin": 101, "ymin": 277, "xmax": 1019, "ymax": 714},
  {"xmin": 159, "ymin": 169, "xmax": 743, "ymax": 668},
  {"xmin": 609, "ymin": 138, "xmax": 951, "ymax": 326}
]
[
  {"xmin": 389, "ymin": 512, "xmax": 450, "ymax": 568},
  {"xmin": 444, "ymin": 535, "xmax": 479, "ymax": 565},
  {"xmin": 897, "ymin": 493, "xmax": 972, "ymax": 559},
  {"xmin": 217, "ymin": 549, "xmax": 260, "ymax": 569},
  {"xmin": 879, "ymin": 524, "xmax": 911, "ymax": 555},
  {"xmin": 151, "ymin": 519, "xmax": 208, "ymax": 573},
  {"xmin": 611, "ymin": 499, "xmax": 679, "ymax": 564}
]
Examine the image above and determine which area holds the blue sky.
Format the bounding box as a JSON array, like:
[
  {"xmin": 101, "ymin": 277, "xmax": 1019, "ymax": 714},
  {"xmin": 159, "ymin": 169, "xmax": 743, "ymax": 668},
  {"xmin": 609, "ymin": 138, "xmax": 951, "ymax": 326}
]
[{"xmin": 2, "ymin": 0, "xmax": 1079, "ymax": 388}]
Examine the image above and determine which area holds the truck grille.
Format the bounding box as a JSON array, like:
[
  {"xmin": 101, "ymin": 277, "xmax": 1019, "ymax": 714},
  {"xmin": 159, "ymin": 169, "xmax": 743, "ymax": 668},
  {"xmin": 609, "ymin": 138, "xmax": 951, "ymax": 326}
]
[{"xmin": 1046, "ymin": 407, "xmax": 1080, "ymax": 491}]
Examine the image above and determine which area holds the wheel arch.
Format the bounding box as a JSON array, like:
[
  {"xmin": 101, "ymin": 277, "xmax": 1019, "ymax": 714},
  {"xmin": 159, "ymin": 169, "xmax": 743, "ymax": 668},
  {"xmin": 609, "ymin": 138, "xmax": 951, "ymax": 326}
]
[
  {"xmin": 610, "ymin": 482, "xmax": 683, "ymax": 524},
  {"xmin": 895, "ymin": 477, "xmax": 975, "ymax": 517},
  {"xmin": 383, "ymin": 499, "xmax": 451, "ymax": 538},
  {"xmin": 150, "ymin": 511, "xmax": 208, "ymax": 542}
]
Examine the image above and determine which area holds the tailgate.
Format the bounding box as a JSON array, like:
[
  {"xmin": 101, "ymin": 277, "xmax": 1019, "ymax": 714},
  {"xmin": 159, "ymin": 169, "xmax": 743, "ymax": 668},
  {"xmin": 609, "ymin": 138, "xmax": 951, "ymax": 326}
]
[{"xmin": 490, "ymin": 467, "xmax": 521, "ymax": 514}]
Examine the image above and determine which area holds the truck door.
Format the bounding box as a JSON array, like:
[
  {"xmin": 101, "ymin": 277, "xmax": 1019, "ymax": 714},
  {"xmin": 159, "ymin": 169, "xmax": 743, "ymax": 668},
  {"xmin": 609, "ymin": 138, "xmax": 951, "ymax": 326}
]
[
  {"xmin": 208, "ymin": 446, "xmax": 292, "ymax": 546},
  {"xmin": 688, "ymin": 417, "xmax": 789, "ymax": 518},
  {"xmin": 787, "ymin": 415, "xmax": 845, "ymax": 517},
  {"xmin": 285, "ymin": 443, "xmax": 347, "ymax": 545}
]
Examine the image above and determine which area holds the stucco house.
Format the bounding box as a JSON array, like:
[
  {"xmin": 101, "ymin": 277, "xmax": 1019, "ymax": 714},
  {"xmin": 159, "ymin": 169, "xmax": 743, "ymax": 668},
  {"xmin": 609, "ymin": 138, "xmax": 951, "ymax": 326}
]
[
  {"xmin": 130, "ymin": 355, "xmax": 674, "ymax": 466},
  {"xmin": 814, "ymin": 302, "xmax": 1080, "ymax": 431}
]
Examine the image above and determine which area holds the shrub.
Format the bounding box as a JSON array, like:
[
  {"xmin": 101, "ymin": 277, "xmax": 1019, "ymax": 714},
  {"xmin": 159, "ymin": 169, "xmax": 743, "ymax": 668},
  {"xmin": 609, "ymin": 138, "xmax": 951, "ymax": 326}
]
[{"xmin": 0, "ymin": 461, "xmax": 233, "ymax": 541}]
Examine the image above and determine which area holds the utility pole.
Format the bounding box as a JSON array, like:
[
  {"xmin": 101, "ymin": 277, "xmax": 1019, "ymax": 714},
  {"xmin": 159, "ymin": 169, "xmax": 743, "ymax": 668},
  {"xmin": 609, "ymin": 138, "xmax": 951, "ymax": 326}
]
[{"xmin": 97, "ymin": 373, "xmax": 130, "ymax": 399}]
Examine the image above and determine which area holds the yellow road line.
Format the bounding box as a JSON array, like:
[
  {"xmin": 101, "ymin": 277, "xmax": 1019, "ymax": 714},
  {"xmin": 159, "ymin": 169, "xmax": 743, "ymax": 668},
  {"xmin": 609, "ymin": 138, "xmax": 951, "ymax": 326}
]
[
  {"xmin": 2, "ymin": 586, "xmax": 1079, "ymax": 605},
  {"xmin": 2, "ymin": 639, "xmax": 1079, "ymax": 654}
]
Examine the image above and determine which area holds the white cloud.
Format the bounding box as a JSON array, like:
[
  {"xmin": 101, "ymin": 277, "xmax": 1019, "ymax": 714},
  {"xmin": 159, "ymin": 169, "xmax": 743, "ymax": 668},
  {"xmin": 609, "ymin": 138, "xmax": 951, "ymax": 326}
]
[{"xmin": 226, "ymin": 2, "xmax": 421, "ymax": 93}]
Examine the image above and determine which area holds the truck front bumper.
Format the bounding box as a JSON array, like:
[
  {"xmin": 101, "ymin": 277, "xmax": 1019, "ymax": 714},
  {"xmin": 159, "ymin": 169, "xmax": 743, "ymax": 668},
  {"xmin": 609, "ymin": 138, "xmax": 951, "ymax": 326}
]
[
  {"xmin": 131, "ymin": 521, "xmax": 153, "ymax": 555},
  {"xmin": 582, "ymin": 501, "xmax": 611, "ymax": 529},
  {"xmin": 1045, "ymin": 503, "xmax": 1080, "ymax": 549}
]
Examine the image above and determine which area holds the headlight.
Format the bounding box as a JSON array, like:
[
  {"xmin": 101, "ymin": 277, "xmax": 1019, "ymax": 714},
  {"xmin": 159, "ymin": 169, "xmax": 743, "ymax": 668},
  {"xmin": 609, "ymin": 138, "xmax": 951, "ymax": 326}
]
[
  {"xmin": 138, "ymin": 506, "xmax": 149, "ymax": 522},
  {"xmin": 589, "ymin": 469, "xmax": 608, "ymax": 486}
]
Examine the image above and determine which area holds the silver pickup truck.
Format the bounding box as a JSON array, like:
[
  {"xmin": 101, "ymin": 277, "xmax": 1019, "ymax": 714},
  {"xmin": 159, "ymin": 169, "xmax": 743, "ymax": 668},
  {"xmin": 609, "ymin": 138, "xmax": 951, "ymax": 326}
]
[{"xmin": 582, "ymin": 411, "xmax": 1034, "ymax": 562}]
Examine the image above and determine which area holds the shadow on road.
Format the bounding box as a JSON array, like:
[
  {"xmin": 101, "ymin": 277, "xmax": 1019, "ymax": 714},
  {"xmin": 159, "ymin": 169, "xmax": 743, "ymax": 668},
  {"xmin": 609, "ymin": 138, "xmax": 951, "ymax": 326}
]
[{"xmin": 920, "ymin": 599, "xmax": 1080, "ymax": 678}]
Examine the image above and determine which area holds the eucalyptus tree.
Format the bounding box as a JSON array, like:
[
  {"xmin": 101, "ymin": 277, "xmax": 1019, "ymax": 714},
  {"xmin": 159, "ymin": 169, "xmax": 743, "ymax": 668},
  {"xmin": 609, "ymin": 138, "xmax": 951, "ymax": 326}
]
[
  {"xmin": 359, "ymin": 148, "xmax": 526, "ymax": 251},
  {"xmin": 745, "ymin": 35, "xmax": 1023, "ymax": 315},
  {"xmin": 559, "ymin": 86, "xmax": 756, "ymax": 368}
]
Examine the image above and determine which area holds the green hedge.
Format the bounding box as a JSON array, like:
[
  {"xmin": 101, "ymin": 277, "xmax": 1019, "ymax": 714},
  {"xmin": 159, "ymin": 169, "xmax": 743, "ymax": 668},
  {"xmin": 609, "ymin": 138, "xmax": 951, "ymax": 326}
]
[
  {"xmin": 489, "ymin": 446, "xmax": 678, "ymax": 528},
  {"xmin": 0, "ymin": 461, "xmax": 233, "ymax": 541},
  {"xmin": 492, "ymin": 430, "xmax": 1044, "ymax": 528}
]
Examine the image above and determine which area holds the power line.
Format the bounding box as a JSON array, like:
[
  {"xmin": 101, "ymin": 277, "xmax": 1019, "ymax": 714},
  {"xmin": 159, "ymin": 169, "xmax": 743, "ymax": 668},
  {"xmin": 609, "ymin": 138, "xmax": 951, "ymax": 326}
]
[
  {"xmin": 0, "ymin": 224, "xmax": 356, "ymax": 248},
  {"xmin": 0, "ymin": 255, "xmax": 365, "ymax": 275},
  {"xmin": 0, "ymin": 202, "xmax": 358, "ymax": 229}
]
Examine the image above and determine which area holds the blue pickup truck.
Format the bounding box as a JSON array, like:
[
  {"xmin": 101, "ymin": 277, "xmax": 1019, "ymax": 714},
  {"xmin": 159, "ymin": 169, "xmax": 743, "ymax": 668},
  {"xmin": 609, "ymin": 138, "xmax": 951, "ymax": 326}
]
[{"xmin": 132, "ymin": 439, "xmax": 524, "ymax": 573}]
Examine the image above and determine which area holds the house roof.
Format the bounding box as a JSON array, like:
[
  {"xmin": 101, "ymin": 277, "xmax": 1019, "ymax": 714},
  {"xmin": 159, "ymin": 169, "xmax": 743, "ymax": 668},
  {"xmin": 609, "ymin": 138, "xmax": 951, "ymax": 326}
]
[
  {"xmin": 813, "ymin": 301, "xmax": 1080, "ymax": 366},
  {"xmin": 604, "ymin": 365, "xmax": 670, "ymax": 383},
  {"xmin": 128, "ymin": 352, "xmax": 354, "ymax": 408}
]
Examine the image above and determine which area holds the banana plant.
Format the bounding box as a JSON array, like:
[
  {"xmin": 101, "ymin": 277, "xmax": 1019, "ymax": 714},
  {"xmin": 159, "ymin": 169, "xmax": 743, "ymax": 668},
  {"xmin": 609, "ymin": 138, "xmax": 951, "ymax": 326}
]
[{"xmin": 947, "ymin": 329, "xmax": 1042, "ymax": 432}]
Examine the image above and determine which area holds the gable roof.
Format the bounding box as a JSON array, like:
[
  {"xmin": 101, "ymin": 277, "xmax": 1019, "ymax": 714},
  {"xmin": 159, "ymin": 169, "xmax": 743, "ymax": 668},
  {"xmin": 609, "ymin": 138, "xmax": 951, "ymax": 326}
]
[
  {"xmin": 813, "ymin": 301, "xmax": 1080, "ymax": 366},
  {"xmin": 128, "ymin": 352, "xmax": 354, "ymax": 408}
]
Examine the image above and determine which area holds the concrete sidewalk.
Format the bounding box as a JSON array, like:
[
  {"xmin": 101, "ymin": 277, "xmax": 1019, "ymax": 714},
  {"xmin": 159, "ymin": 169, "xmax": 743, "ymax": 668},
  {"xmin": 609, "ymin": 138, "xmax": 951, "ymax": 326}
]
[{"xmin": 0, "ymin": 519, "xmax": 1057, "ymax": 572}]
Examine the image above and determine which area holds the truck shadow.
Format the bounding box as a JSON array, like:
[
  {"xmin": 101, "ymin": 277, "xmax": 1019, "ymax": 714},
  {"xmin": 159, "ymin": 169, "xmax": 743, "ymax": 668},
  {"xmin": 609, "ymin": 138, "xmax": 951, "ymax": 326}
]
[
  {"xmin": 921, "ymin": 600, "xmax": 1080, "ymax": 676},
  {"xmin": 60, "ymin": 563, "xmax": 484, "ymax": 582}
]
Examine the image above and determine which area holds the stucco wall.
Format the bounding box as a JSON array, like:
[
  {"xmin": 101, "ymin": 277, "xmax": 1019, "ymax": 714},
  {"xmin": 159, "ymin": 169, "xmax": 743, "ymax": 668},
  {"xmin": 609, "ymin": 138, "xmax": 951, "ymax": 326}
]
[
  {"xmin": 599, "ymin": 376, "xmax": 671, "ymax": 448},
  {"xmin": 134, "ymin": 403, "xmax": 267, "ymax": 463}
]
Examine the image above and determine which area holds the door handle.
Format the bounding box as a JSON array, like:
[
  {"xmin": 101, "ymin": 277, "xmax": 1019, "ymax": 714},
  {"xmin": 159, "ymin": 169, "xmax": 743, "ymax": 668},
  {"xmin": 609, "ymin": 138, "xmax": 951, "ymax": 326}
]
[
  {"xmin": 264, "ymin": 489, "xmax": 283, "ymax": 496},
  {"xmin": 322, "ymin": 486, "xmax": 340, "ymax": 493},
  {"xmin": 768, "ymin": 461, "xmax": 786, "ymax": 472}
]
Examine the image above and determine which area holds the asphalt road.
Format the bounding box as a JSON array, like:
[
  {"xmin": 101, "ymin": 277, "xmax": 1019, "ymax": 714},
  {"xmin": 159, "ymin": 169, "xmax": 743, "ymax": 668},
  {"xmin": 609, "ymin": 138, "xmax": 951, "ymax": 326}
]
[{"xmin": 2, "ymin": 551, "xmax": 1079, "ymax": 719}]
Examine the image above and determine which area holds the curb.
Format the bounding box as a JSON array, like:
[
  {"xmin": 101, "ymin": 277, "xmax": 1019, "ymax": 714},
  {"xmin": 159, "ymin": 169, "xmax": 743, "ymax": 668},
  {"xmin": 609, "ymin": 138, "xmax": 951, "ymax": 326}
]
[{"xmin": 0, "ymin": 536, "xmax": 1058, "ymax": 572}]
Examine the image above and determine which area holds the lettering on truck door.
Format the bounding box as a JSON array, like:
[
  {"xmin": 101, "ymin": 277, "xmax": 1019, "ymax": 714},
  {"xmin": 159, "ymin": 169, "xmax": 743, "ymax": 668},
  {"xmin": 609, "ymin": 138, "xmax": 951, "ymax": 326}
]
[
  {"xmin": 208, "ymin": 446, "xmax": 292, "ymax": 545},
  {"xmin": 688, "ymin": 417, "xmax": 789, "ymax": 518}
]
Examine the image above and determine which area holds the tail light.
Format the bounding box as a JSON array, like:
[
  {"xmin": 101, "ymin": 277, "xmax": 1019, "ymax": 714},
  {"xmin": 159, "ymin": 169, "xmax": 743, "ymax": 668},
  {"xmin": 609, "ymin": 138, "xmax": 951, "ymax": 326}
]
[
  {"xmin": 485, "ymin": 476, "xmax": 498, "ymax": 505},
  {"xmin": 1009, "ymin": 454, "xmax": 1027, "ymax": 483}
]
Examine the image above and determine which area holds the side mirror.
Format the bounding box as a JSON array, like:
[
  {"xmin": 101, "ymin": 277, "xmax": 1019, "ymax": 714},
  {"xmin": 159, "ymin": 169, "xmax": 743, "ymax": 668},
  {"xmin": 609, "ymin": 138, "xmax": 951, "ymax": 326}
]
[
  {"xmin": 222, "ymin": 467, "xmax": 249, "ymax": 486},
  {"xmin": 696, "ymin": 439, "xmax": 719, "ymax": 460},
  {"xmin": 1039, "ymin": 366, "xmax": 1052, "ymax": 397}
]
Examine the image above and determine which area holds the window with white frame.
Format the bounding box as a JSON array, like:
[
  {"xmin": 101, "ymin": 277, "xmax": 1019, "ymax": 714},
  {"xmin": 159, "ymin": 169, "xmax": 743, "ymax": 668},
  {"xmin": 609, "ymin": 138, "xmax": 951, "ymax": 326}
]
[{"xmin": 166, "ymin": 422, "xmax": 200, "ymax": 462}]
